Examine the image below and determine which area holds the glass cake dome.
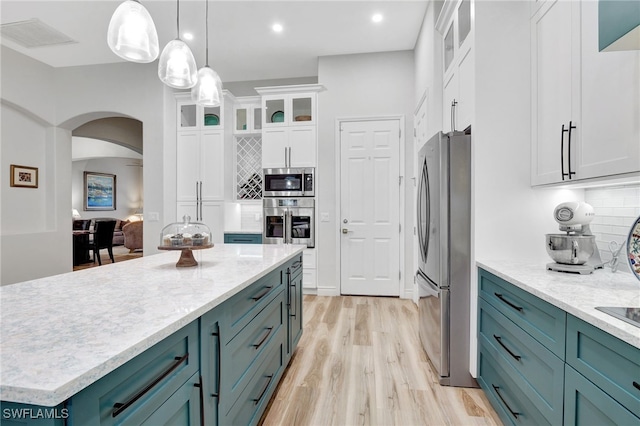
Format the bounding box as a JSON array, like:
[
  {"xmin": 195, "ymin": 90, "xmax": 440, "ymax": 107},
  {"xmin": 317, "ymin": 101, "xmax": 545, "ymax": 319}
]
[{"xmin": 159, "ymin": 215, "xmax": 212, "ymax": 248}]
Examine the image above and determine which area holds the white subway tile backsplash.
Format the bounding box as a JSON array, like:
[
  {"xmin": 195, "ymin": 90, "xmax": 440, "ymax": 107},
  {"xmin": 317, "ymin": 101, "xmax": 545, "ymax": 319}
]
[{"xmin": 585, "ymin": 183, "xmax": 640, "ymax": 275}]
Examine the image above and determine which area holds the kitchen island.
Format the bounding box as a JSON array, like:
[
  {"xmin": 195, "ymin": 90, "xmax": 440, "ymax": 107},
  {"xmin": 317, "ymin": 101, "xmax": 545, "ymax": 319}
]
[
  {"xmin": 476, "ymin": 260, "xmax": 639, "ymax": 426},
  {"xmin": 1, "ymin": 244, "xmax": 305, "ymax": 425}
]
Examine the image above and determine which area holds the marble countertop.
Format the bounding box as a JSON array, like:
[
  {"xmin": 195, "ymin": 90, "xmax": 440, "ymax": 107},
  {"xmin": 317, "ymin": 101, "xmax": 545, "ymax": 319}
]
[
  {"xmin": 0, "ymin": 244, "xmax": 305, "ymax": 406},
  {"xmin": 477, "ymin": 260, "xmax": 640, "ymax": 349}
]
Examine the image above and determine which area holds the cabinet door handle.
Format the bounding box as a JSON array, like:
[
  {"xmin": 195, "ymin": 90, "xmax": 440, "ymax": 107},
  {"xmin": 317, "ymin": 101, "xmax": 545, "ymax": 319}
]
[
  {"xmin": 493, "ymin": 335, "xmax": 522, "ymax": 361},
  {"xmin": 494, "ymin": 293, "xmax": 524, "ymax": 312},
  {"xmin": 112, "ymin": 353, "xmax": 189, "ymax": 417},
  {"xmin": 633, "ymin": 381, "xmax": 640, "ymax": 391},
  {"xmin": 253, "ymin": 375, "xmax": 274, "ymax": 405},
  {"xmin": 194, "ymin": 376, "xmax": 205, "ymax": 426},
  {"xmin": 567, "ymin": 121, "xmax": 576, "ymax": 180},
  {"xmin": 450, "ymin": 99, "xmax": 458, "ymax": 132},
  {"xmin": 492, "ymin": 384, "xmax": 520, "ymax": 419},
  {"xmin": 211, "ymin": 330, "xmax": 221, "ymax": 398},
  {"xmin": 199, "ymin": 181, "xmax": 203, "ymax": 220},
  {"xmin": 251, "ymin": 286, "xmax": 272, "ymax": 302},
  {"xmin": 288, "ymin": 146, "xmax": 291, "ymax": 167},
  {"xmin": 284, "ymin": 147, "xmax": 288, "ymax": 167},
  {"xmin": 252, "ymin": 327, "xmax": 274, "ymax": 350},
  {"xmin": 561, "ymin": 124, "xmax": 568, "ymax": 181}
]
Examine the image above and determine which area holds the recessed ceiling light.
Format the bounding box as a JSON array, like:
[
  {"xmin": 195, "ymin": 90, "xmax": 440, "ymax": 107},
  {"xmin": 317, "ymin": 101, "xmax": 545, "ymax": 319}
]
[
  {"xmin": 183, "ymin": 32, "xmax": 193, "ymax": 41},
  {"xmin": 272, "ymin": 23, "xmax": 283, "ymax": 33},
  {"xmin": 372, "ymin": 13, "xmax": 383, "ymax": 23}
]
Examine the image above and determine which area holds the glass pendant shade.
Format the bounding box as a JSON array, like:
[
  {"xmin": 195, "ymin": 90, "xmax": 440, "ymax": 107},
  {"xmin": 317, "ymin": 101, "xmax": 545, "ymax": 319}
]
[
  {"xmin": 158, "ymin": 39, "xmax": 198, "ymax": 89},
  {"xmin": 107, "ymin": 0, "xmax": 159, "ymax": 63},
  {"xmin": 191, "ymin": 66, "xmax": 222, "ymax": 106}
]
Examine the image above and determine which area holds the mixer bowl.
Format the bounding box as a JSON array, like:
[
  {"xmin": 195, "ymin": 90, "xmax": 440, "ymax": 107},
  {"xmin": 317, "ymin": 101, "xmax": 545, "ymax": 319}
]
[{"xmin": 546, "ymin": 234, "xmax": 596, "ymax": 265}]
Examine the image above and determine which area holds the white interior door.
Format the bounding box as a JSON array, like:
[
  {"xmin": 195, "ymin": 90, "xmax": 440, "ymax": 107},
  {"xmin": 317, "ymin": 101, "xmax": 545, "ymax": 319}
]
[{"xmin": 340, "ymin": 119, "xmax": 400, "ymax": 296}]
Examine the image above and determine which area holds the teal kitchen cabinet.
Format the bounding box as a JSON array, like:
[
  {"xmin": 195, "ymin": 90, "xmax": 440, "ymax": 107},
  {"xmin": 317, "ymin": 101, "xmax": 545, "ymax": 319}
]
[
  {"xmin": 223, "ymin": 233, "xmax": 263, "ymax": 244},
  {"xmin": 478, "ymin": 269, "xmax": 566, "ymax": 426},
  {"xmin": 478, "ymin": 268, "xmax": 640, "ymax": 426},
  {"xmin": 286, "ymin": 254, "xmax": 303, "ymax": 360},
  {"xmin": 71, "ymin": 321, "xmax": 200, "ymax": 425}
]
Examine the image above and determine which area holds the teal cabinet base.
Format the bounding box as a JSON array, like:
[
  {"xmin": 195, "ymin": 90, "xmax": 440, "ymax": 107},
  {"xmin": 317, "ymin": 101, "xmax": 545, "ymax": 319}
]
[
  {"xmin": 564, "ymin": 365, "xmax": 639, "ymax": 426},
  {"xmin": 224, "ymin": 233, "xmax": 262, "ymax": 244}
]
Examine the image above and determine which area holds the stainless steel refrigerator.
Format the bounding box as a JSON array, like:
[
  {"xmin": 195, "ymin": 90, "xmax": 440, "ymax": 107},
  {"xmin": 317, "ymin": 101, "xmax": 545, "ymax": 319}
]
[{"xmin": 416, "ymin": 130, "xmax": 476, "ymax": 387}]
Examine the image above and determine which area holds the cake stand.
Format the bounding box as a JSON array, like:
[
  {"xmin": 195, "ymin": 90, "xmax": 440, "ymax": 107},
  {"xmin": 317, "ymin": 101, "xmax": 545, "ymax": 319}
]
[{"xmin": 157, "ymin": 244, "xmax": 214, "ymax": 267}]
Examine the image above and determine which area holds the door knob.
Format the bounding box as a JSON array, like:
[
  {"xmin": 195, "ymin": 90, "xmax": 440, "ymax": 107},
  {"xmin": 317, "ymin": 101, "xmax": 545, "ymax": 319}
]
[{"xmin": 342, "ymin": 228, "xmax": 349, "ymax": 234}]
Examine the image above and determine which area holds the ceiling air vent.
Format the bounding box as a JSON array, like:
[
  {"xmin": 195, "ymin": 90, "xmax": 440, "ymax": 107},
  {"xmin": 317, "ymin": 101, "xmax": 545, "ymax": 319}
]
[{"xmin": 0, "ymin": 19, "xmax": 77, "ymax": 48}]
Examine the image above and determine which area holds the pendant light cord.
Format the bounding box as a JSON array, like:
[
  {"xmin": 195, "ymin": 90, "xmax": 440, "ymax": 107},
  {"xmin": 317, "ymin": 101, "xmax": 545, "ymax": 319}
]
[
  {"xmin": 205, "ymin": 0, "xmax": 209, "ymax": 66},
  {"xmin": 176, "ymin": 0, "xmax": 180, "ymax": 37}
]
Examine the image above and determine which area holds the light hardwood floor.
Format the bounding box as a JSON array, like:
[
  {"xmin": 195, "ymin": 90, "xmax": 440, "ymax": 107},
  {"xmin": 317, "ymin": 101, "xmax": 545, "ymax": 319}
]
[{"xmin": 261, "ymin": 295, "xmax": 502, "ymax": 426}]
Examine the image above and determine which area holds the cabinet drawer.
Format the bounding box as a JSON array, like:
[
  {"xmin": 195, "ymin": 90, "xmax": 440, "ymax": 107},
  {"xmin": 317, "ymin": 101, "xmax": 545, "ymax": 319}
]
[
  {"xmin": 225, "ymin": 338, "xmax": 285, "ymax": 426},
  {"xmin": 479, "ymin": 299, "xmax": 564, "ymax": 425},
  {"xmin": 286, "ymin": 254, "xmax": 303, "ymax": 279},
  {"xmin": 478, "ymin": 342, "xmax": 552, "ymax": 426},
  {"xmin": 566, "ymin": 315, "xmax": 640, "ymax": 417},
  {"xmin": 224, "ymin": 290, "xmax": 285, "ymax": 404},
  {"xmin": 72, "ymin": 321, "xmax": 199, "ymax": 425},
  {"xmin": 223, "ymin": 233, "xmax": 262, "ymax": 244},
  {"xmin": 127, "ymin": 372, "xmax": 201, "ymax": 426},
  {"xmin": 564, "ymin": 365, "xmax": 640, "ymax": 426},
  {"xmin": 478, "ymin": 269, "xmax": 566, "ymax": 358},
  {"xmin": 223, "ymin": 268, "xmax": 283, "ymax": 341}
]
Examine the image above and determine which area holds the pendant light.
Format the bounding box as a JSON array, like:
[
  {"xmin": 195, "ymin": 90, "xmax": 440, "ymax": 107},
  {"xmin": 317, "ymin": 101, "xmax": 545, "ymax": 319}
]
[
  {"xmin": 191, "ymin": 0, "xmax": 222, "ymax": 106},
  {"xmin": 107, "ymin": 0, "xmax": 159, "ymax": 63},
  {"xmin": 158, "ymin": 0, "xmax": 198, "ymax": 89}
]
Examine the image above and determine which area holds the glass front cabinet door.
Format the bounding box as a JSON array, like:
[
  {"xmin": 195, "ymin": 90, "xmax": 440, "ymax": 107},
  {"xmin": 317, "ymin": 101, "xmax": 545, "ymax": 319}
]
[
  {"xmin": 177, "ymin": 97, "xmax": 224, "ymax": 130},
  {"xmin": 233, "ymin": 96, "xmax": 262, "ymax": 134}
]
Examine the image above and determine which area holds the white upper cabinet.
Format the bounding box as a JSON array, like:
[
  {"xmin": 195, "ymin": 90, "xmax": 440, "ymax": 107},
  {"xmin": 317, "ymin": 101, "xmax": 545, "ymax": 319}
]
[
  {"xmin": 531, "ymin": 0, "xmax": 639, "ymax": 186},
  {"xmin": 233, "ymin": 96, "xmax": 262, "ymax": 134},
  {"xmin": 438, "ymin": 0, "xmax": 474, "ymax": 133},
  {"xmin": 177, "ymin": 98, "xmax": 224, "ymax": 131},
  {"xmin": 256, "ymin": 84, "xmax": 324, "ymax": 168}
]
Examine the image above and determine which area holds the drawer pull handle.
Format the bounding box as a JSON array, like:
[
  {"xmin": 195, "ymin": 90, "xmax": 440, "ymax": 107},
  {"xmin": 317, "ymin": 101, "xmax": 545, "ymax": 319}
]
[
  {"xmin": 112, "ymin": 353, "xmax": 189, "ymax": 417},
  {"xmin": 251, "ymin": 286, "xmax": 272, "ymax": 302},
  {"xmin": 494, "ymin": 293, "xmax": 524, "ymax": 312},
  {"xmin": 292, "ymin": 260, "xmax": 302, "ymax": 269},
  {"xmin": 492, "ymin": 384, "xmax": 520, "ymax": 420},
  {"xmin": 634, "ymin": 381, "xmax": 640, "ymax": 391},
  {"xmin": 253, "ymin": 327, "xmax": 274, "ymax": 350},
  {"xmin": 253, "ymin": 374, "xmax": 274, "ymax": 405},
  {"xmin": 493, "ymin": 335, "xmax": 522, "ymax": 361}
]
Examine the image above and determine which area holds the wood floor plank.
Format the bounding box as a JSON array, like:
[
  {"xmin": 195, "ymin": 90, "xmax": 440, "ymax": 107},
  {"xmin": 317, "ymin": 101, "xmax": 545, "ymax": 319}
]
[{"xmin": 260, "ymin": 295, "xmax": 501, "ymax": 426}]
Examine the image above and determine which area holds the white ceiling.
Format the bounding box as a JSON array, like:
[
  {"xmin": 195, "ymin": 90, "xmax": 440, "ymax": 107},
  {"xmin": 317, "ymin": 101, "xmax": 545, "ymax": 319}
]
[{"xmin": 0, "ymin": 0, "xmax": 428, "ymax": 82}]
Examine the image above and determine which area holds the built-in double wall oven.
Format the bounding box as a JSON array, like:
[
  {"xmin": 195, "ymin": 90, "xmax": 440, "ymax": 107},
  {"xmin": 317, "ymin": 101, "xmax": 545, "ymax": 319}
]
[{"xmin": 262, "ymin": 168, "xmax": 315, "ymax": 248}]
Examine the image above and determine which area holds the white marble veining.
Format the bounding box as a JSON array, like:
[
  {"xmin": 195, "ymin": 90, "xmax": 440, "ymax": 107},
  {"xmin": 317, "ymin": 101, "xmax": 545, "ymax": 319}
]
[
  {"xmin": 0, "ymin": 244, "xmax": 305, "ymax": 406},
  {"xmin": 477, "ymin": 260, "xmax": 640, "ymax": 349}
]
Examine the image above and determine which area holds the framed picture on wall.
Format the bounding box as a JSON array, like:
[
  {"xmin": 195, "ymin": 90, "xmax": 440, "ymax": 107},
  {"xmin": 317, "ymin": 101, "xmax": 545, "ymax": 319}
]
[
  {"xmin": 10, "ymin": 164, "xmax": 39, "ymax": 188},
  {"xmin": 84, "ymin": 171, "xmax": 116, "ymax": 211}
]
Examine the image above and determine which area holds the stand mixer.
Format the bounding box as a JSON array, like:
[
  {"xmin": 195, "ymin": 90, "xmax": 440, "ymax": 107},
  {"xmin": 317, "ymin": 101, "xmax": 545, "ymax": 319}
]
[{"xmin": 546, "ymin": 201, "xmax": 604, "ymax": 274}]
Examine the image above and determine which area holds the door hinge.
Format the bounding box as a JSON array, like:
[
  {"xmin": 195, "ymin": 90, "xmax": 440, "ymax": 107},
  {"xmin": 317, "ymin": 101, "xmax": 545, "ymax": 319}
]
[
  {"xmin": 399, "ymin": 223, "xmax": 401, "ymax": 233},
  {"xmin": 413, "ymin": 128, "xmax": 416, "ymax": 137},
  {"xmin": 399, "ymin": 129, "xmax": 402, "ymax": 138},
  {"xmin": 399, "ymin": 270, "xmax": 402, "ymax": 280},
  {"xmin": 399, "ymin": 176, "xmax": 403, "ymax": 185}
]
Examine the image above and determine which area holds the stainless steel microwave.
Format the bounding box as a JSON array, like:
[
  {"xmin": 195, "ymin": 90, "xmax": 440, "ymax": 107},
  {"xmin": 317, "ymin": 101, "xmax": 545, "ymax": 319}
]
[{"xmin": 262, "ymin": 168, "xmax": 315, "ymax": 197}]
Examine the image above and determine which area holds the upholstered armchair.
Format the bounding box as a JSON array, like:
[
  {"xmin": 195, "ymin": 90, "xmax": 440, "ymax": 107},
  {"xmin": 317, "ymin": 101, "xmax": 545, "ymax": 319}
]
[{"xmin": 123, "ymin": 221, "xmax": 143, "ymax": 252}]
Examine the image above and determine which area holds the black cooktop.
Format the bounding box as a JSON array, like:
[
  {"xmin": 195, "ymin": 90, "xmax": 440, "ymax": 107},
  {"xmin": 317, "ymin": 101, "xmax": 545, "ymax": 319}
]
[{"xmin": 595, "ymin": 307, "xmax": 640, "ymax": 328}]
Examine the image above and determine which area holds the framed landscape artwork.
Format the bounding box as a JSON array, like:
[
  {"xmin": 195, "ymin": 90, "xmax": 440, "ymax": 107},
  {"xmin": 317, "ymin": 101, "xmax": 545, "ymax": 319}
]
[
  {"xmin": 84, "ymin": 172, "xmax": 116, "ymax": 211},
  {"xmin": 10, "ymin": 164, "xmax": 38, "ymax": 188}
]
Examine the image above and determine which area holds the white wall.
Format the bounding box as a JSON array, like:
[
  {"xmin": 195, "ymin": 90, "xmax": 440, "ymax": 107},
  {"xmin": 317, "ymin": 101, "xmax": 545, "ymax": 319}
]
[
  {"xmin": 317, "ymin": 51, "xmax": 415, "ymax": 297},
  {"xmin": 1, "ymin": 46, "xmax": 168, "ymax": 285},
  {"xmin": 72, "ymin": 158, "xmax": 143, "ymax": 221}
]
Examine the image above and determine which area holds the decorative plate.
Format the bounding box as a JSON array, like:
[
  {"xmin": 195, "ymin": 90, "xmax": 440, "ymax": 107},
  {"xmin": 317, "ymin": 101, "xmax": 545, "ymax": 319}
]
[
  {"xmin": 628, "ymin": 215, "xmax": 640, "ymax": 280},
  {"xmin": 271, "ymin": 111, "xmax": 284, "ymax": 123},
  {"xmin": 204, "ymin": 114, "xmax": 219, "ymax": 126}
]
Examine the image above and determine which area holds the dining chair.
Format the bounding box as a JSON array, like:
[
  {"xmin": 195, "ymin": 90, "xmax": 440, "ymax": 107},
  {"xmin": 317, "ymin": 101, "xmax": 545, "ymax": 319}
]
[
  {"xmin": 92, "ymin": 220, "xmax": 116, "ymax": 265},
  {"xmin": 72, "ymin": 219, "xmax": 91, "ymax": 230}
]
